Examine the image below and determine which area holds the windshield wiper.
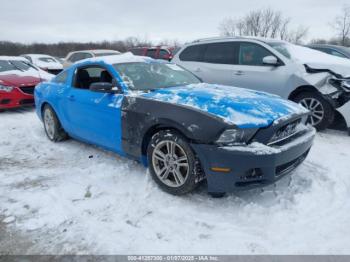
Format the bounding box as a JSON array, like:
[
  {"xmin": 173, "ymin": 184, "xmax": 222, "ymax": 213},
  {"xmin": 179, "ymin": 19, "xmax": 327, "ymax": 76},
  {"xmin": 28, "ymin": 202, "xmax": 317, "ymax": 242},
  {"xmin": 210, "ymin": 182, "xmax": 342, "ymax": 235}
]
[{"xmin": 9, "ymin": 61, "xmax": 24, "ymax": 72}]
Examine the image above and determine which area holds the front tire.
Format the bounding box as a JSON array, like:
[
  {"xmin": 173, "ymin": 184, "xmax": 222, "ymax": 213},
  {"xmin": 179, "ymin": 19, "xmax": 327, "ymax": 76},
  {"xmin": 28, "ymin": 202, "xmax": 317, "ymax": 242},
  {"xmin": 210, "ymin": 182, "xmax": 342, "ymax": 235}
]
[
  {"xmin": 43, "ymin": 105, "xmax": 68, "ymax": 142},
  {"xmin": 293, "ymin": 91, "xmax": 334, "ymax": 130},
  {"xmin": 147, "ymin": 130, "xmax": 198, "ymax": 195}
]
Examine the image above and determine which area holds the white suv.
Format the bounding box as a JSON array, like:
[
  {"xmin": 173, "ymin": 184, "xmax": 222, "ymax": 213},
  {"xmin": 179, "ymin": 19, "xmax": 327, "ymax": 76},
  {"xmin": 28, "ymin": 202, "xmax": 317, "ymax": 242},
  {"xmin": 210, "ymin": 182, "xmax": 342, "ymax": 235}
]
[{"xmin": 172, "ymin": 37, "xmax": 350, "ymax": 133}]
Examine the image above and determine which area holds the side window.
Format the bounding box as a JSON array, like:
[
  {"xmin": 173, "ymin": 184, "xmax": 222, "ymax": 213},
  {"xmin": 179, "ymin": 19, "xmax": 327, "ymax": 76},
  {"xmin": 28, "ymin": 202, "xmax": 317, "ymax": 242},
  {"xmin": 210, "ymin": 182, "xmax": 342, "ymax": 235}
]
[
  {"xmin": 83, "ymin": 53, "xmax": 93, "ymax": 59},
  {"xmin": 146, "ymin": 49, "xmax": 157, "ymax": 58},
  {"xmin": 239, "ymin": 42, "xmax": 275, "ymax": 66},
  {"xmin": 53, "ymin": 71, "xmax": 68, "ymax": 84},
  {"xmin": 129, "ymin": 48, "xmax": 143, "ymax": 56},
  {"xmin": 73, "ymin": 66, "xmax": 113, "ymax": 89},
  {"xmin": 179, "ymin": 44, "xmax": 206, "ymax": 62},
  {"xmin": 202, "ymin": 42, "xmax": 238, "ymax": 64},
  {"xmin": 158, "ymin": 49, "xmax": 170, "ymax": 60},
  {"xmin": 69, "ymin": 53, "xmax": 92, "ymax": 63},
  {"xmin": 68, "ymin": 53, "xmax": 80, "ymax": 62}
]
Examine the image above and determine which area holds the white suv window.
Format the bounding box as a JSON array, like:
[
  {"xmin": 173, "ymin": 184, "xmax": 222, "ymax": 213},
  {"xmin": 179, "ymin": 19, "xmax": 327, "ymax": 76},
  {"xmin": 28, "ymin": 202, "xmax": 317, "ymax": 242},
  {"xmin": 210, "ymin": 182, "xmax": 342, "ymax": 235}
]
[
  {"xmin": 179, "ymin": 44, "xmax": 207, "ymax": 62},
  {"xmin": 202, "ymin": 42, "xmax": 238, "ymax": 64},
  {"xmin": 239, "ymin": 42, "xmax": 275, "ymax": 66}
]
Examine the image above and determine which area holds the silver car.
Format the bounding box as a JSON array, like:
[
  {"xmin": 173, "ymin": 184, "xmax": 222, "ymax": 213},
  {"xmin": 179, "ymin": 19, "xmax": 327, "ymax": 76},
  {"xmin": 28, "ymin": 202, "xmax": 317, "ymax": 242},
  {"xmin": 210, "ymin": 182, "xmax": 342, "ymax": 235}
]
[
  {"xmin": 172, "ymin": 37, "xmax": 350, "ymax": 133},
  {"xmin": 63, "ymin": 49, "xmax": 121, "ymax": 68}
]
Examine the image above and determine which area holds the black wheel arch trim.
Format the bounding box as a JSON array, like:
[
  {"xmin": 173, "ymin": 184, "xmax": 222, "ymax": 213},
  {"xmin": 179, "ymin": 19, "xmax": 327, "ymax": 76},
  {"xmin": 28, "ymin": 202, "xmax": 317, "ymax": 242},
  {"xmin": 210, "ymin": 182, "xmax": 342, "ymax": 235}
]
[{"xmin": 121, "ymin": 95, "xmax": 232, "ymax": 159}]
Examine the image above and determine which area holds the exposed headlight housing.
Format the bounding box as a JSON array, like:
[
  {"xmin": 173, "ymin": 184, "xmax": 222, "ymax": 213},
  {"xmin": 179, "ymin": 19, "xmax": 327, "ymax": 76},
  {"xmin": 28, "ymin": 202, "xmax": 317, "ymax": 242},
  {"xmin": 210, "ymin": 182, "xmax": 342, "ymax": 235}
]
[
  {"xmin": 341, "ymin": 80, "xmax": 350, "ymax": 92},
  {"xmin": 216, "ymin": 128, "xmax": 257, "ymax": 145},
  {"xmin": 0, "ymin": 84, "xmax": 14, "ymax": 92},
  {"xmin": 329, "ymin": 77, "xmax": 350, "ymax": 92}
]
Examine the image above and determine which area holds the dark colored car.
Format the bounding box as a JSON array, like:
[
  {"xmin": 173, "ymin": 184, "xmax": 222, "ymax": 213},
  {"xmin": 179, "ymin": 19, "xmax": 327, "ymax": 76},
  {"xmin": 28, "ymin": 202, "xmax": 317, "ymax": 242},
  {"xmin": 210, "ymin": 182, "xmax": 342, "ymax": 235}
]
[
  {"xmin": 35, "ymin": 53, "xmax": 315, "ymax": 196},
  {"xmin": 306, "ymin": 44, "xmax": 350, "ymax": 59},
  {"xmin": 129, "ymin": 46, "xmax": 178, "ymax": 61}
]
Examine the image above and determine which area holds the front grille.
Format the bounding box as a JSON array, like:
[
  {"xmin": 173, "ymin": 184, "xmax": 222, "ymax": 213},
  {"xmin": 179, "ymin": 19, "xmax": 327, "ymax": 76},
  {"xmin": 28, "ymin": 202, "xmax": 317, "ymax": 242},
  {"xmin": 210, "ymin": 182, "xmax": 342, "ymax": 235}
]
[
  {"xmin": 19, "ymin": 99, "xmax": 34, "ymax": 105},
  {"xmin": 276, "ymin": 150, "xmax": 309, "ymax": 176},
  {"xmin": 19, "ymin": 86, "xmax": 35, "ymax": 95},
  {"xmin": 0, "ymin": 99, "xmax": 11, "ymax": 105},
  {"xmin": 268, "ymin": 118, "xmax": 302, "ymax": 146}
]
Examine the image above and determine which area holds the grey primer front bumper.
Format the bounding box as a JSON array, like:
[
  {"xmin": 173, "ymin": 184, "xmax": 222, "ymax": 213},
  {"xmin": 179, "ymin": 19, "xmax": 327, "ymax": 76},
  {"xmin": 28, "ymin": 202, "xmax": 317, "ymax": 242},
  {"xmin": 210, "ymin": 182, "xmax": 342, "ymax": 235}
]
[{"xmin": 191, "ymin": 125, "xmax": 315, "ymax": 193}]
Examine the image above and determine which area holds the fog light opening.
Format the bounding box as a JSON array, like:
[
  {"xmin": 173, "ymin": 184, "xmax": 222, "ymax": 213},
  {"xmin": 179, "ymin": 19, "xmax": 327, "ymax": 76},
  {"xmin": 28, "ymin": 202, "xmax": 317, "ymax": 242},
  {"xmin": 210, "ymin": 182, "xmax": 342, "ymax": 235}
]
[{"xmin": 241, "ymin": 168, "xmax": 262, "ymax": 180}]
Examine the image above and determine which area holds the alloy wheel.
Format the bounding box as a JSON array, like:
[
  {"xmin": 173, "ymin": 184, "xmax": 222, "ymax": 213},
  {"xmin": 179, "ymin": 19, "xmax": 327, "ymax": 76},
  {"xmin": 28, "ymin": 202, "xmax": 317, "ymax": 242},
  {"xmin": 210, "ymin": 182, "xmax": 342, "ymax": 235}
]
[
  {"xmin": 152, "ymin": 140, "xmax": 190, "ymax": 188},
  {"xmin": 44, "ymin": 109, "xmax": 55, "ymax": 140},
  {"xmin": 299, "ymin": 98, "xmax": 324, "ymax": 126}
]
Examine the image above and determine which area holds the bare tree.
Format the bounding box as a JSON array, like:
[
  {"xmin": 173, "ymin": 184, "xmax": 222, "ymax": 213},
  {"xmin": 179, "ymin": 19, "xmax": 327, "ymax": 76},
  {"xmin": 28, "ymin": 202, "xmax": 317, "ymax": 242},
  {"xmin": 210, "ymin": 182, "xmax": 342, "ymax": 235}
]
[
  {"xmin": 331, "ymin": 5, "xmax": 350, "ymax": 46},
  {"xmin": 218, "ymin": 18, "xmax": 237, "ymax": 37},
  {"xmin": 158, "ymin": 39, "xmax": 182, "ymax": 47},
  {"xmin": 285, "ymin": 26, "xmax": 309, "ymax": 44},
  {"xmin": 218, "ymin": 7, "xmax": 308, "ymax": 43}
]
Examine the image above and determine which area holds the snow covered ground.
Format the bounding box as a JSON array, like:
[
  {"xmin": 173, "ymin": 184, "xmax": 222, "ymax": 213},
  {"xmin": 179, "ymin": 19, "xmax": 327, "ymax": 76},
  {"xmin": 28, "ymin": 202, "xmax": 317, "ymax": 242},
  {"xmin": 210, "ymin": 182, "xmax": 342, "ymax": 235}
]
[{"xmin": 1, "ymin": 108, "xmax": 350, "ymax": 254}]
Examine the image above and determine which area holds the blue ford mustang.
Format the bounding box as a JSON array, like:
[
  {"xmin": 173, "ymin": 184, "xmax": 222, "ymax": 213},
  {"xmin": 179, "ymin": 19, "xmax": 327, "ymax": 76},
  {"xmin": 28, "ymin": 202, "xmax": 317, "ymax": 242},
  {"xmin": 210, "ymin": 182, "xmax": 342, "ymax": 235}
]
[{"xmin": 35, "ymin": 53, "xmax": 315, "ymax": 196}]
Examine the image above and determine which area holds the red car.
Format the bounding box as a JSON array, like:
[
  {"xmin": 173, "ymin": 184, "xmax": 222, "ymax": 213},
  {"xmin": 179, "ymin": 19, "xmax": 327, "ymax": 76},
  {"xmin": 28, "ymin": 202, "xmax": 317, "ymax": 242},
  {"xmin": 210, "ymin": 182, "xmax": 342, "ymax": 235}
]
[
  {"xmin": 0, "ymin": 56, "xmax": 53, "ymax": 110},
  {"xmin": 129, "ymin": 46, "xmax": 179, "ymax": 61}
]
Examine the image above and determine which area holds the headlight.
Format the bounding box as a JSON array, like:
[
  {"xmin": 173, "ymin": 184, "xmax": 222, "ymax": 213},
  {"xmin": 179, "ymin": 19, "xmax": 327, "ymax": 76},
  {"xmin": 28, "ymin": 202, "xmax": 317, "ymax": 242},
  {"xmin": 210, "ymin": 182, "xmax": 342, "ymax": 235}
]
[
  {"xmin": 0, "ymin": 84, "xmax": 14, "ymax": 92},
  {"xmin": 216, "ymin": 128, "xmax": 258, "ymax": 145}
]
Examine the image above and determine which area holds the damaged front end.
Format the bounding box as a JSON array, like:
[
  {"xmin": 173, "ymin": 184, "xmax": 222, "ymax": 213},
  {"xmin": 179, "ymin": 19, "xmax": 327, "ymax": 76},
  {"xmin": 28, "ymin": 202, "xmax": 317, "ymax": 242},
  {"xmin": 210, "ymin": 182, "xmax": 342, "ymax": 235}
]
[
  {"xmin": 305, "ymin": 64, "xmax": 350, "ymax": 107},
  {"xmin": 304, "ymin": 64, "xmax": 350, "ymax": 132}
]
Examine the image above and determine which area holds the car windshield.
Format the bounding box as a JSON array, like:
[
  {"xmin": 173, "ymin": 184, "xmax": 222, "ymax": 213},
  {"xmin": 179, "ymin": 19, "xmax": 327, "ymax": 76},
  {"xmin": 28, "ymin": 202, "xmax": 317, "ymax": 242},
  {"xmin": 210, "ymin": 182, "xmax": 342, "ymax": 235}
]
[
  {"xmin": 0, "ymin": 60, "xmax": 17, "ymax": 72},
  {"xmin": 113, "ymin": 62, "xmax": 201, "ymax": 91},
  {"xmin": 267, "ymin": 41, "xmax": 350, "ymax": 66},
  {"xmin": 266, "ymin": 42, "xmax": 292, "ymax": 59},
  {"xmin": 10, "ymin": 60, "xmax": 35, "ymax": 71},
  {"xmin": 0, "ymin": 60, "xmax": 35, "ymax": 72}
]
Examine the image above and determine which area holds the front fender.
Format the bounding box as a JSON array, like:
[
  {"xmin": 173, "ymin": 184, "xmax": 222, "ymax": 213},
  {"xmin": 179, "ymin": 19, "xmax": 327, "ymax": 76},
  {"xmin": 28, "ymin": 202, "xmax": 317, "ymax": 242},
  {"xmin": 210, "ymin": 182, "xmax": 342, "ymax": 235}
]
[{"xmin": 121, "ymin": 95, "xmax": 231, "ymax": 159}]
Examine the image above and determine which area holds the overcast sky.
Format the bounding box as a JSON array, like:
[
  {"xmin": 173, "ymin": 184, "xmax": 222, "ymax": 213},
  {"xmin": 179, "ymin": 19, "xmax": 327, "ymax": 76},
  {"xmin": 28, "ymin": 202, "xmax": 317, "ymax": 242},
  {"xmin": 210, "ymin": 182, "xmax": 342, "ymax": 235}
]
[{"xmin": 0, "ymin": 0, "xmax": 348, "ymax": 44}]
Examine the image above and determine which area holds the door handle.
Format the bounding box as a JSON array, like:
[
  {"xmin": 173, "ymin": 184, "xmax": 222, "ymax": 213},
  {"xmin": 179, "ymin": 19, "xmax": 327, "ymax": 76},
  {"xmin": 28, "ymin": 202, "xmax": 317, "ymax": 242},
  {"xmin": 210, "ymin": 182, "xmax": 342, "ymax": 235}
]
[
  {"xmin": 194, "ymin": 68, "xmax": 202, "ymax": 73},
  {"xmin": 68, "ymin": 95, "xmax": 75, "ymax": 101},
  {"xmin": 234, "ymin": 70, "xmax": 244, "ymax": 76}
]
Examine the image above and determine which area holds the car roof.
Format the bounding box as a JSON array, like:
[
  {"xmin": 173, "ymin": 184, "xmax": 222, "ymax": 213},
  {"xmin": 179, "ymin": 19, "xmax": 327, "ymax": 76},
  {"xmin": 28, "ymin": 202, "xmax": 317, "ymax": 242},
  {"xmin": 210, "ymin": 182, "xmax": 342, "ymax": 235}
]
[
  {"xmin": 190, "ymin": 36, "xmax": 285, "ymax": 44},
  {"xmin": 0, "ymin": 56, "xmax": 28, "ymax": 61},
  {"xmin": 75, "ymin": 52, "xmax": 154, "ymax": 66},
  {"xmin": 70, "ymin": 49, "xmax": 120, "ymax": 54},
  {"xmin": 131, "ymin": 46, "xmax": 173, "ymax": 49},
  {"xmin": 21, "ymin": 54, "xmax": 55, "ymax": 58},
  {"xmin": 307, "ymin": 43, "xmax": 350, "ymax": 50}
]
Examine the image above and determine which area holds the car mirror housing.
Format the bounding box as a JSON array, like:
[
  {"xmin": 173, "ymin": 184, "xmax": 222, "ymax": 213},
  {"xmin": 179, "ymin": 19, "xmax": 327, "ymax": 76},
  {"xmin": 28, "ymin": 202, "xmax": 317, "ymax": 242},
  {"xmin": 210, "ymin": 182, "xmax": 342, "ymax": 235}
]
[
  {"xmin": 89, "ymin": 82, "xmax": 120, "ymax": 93},
  {"xmin": 263, "ymin": 56, "xmax": 279, "ymax": 66}
]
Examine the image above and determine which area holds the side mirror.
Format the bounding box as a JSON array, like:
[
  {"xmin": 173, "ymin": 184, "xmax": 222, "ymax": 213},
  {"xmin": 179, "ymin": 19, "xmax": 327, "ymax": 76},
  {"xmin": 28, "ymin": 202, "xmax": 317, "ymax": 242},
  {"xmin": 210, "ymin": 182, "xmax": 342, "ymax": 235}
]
[
  {"xmin": 89, "ymin": 82, "xmax": 120, "ymax": 93},
  {"xmin": 262, "ymin": 56, "xmax": 279, "ymax": 66}
]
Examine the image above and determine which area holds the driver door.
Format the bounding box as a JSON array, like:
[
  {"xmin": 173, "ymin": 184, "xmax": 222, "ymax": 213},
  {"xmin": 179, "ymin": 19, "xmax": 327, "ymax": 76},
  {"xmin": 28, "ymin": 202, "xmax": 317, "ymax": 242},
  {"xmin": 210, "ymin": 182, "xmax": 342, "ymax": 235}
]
[
  {"xmin": 64, "ymin": 65, "xmax": 124, "ymax": 153},
  {"xmin": 230, "ymin": 42, "xmax": 290, "ymax": 98}
]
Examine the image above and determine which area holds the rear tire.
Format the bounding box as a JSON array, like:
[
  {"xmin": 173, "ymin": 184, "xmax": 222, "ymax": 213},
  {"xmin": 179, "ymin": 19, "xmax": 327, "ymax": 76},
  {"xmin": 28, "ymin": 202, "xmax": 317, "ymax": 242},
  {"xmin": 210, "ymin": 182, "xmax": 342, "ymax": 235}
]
[
  {"xmin": 292, "ymin": 91, "xmax": 334, "ymax": 131},
  {"xmin": 147, "ymin": 130, "xmax": 199, "ymax": 195},
  {"xmin": 43, "ymin": 105, "xmax": 68, "ymax": 142}
]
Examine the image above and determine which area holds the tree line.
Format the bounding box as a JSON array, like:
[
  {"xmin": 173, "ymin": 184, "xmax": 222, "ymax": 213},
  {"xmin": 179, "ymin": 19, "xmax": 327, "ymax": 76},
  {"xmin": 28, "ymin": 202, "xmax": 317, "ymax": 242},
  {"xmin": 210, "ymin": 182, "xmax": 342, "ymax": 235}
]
[
  {"xmin": 218, "ymin": 5, "xmax": 350, "ymax": 46},
  {"xmin": 0, "ymin": 37, "xmax": 156, "ymax": 57}
]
